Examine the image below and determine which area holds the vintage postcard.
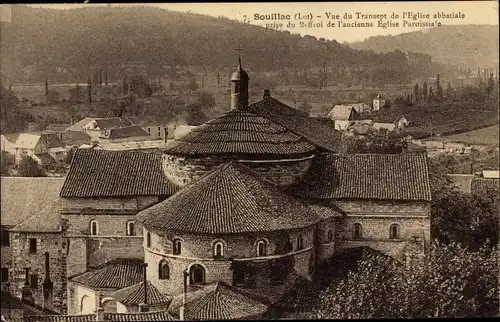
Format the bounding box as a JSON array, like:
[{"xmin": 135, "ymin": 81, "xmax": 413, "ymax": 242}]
[{"xmin": 0, "ymin": 1, "xmax": 498, "ymax": 321}]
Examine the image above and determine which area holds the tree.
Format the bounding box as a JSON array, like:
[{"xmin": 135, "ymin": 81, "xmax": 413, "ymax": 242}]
[
  {"xmin": 317, "ymin": 242, "xmax": 498, "ymax": 319},
  {"xmin": 445, "ymin": 82, "xmax": 454, "ymax": 99},
  {"xmin": 188, "ymin": 77, "xmax": 198, "ymax": 92},
  {"xmin": 413, "ymin": 83, "xmax": 420, "ymax": 104},
  {"xmin": 69, "ymin": 85, "xmax": 85, "ymax": 104},
  {"xmin": 17, "ymin": 155, "xmax": 45, "ymax": 177},
  {"xmin": 1, "ymin": 151, "xmax": 15, "ymax": 176},
  {"xmin": 46, "ymin": 90, "xmax": 60, "ymax": 105},
  {"xmin": 422, "ymin": 81, "xmax": 428, "ymax": 103},
  {"xmin": 340, "ymin": 128, "xmax": 408, "ymax": 154},
  {"xmin": 195, "ymin": 91, "xmax": 216, "ymax": 110},
  {"xmin": 428, "ymin": 86, "xmax": 434, "ymax": 103},
  {"xmin": 436, "ymin": 73, "xmax": 443, "ymax": 101},
  {"xmin": 186, "ymin": 102, "xmax": 208, "ymax": 126}
]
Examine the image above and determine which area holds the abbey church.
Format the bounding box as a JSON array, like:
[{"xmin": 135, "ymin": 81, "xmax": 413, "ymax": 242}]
[{"xmin": 4, "ymin": 58, "xmax": 431, "ymax": 321}]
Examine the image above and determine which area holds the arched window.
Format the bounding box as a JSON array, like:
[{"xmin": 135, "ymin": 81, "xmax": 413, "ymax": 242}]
[
  {"xmin": 89, "ymin": 220, "xmax": 99, "ymax": 236},
  {"xmin": 390, "ymin": 224, "xmax": 400, "ymax": 240},
  {"xmin": 189, "ymin": 264, "xmax": 205, "ymax": 285},
  {"xmin": 158, "ymin": 260, "xmax": 170, "ymax": 280},
  {"xmin": 126, "ymin": 221, "xmax": 135, "ymax": 236},
  {"xmin": 146, "ymin": 232, "xmax": 151, "ymax": 248},
  {"xmin": 173, "ymin": 239, "xmax": 182, "ymax": 255},
  {"xmin": 327, "ymin": 230, "xmax": 333, "ymax": 243},
  {"xmin": 213, "ymin": 242, "xmax": 224, "ymax": 258},
  {"xmin": 353, "ymin": 223, "xmax": 362, "ymax": 239},
  {"xmin": 256, "ymin": 240, "xmax": 267, "ymax": 257},
  {"xmin": 296, "ymin": 234, "xmax": 304, "ymax": 250}
]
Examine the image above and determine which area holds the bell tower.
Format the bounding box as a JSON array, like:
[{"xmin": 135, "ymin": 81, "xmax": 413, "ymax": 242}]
[{"xmin": 230, "ymin": 46, "xmax": 249, "ymax": 110}]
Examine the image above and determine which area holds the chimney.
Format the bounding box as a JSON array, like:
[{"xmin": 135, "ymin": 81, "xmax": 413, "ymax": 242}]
[
  {"xmin": 263, "ymin": 89, "xmax": 271, "ymax": 99},
  {"xmin": 71, "ymin": 115, "xmax": 75, "ymax": 125},
  {"xmin": 164, "ymin": 128, "xmax": 168, "ymax": 143},
  {"xmin": 21, "ymin": 267, "xmax": 34, "ymax": 303},
  {"xmin": 139, "ymin": 263, "xmax": 149, "ymax": 312},
  {"xmin": 43, "ymin": 252, "xmax": 54, "ymax": 310},
  {"xmin": 470, "ymin": 163, "xmax": 474, "ymax": 175}
]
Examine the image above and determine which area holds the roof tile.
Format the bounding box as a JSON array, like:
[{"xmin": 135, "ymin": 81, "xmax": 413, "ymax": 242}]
[
  {"xmin": 71, "ymin": 258, "xmax": 143, "ymax": 289},
  {"xmin": 111, "ymin": 281, "xmax": 171, "ymax": 306}
]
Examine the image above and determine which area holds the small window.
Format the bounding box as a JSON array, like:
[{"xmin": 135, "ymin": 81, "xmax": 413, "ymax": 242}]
[
  {"xmin": 30, "ymin": 273, "xmax": 38, "ymax": 289},
  {"xmin": 126, "ymin": 221, "xmax": 136, "ymax": 236},
  {"xmin": 214, "ymin": 242, "xmax": 224, "ymax": 258},
  {"xmin": 29, "ymin": 238, "xmax": 37, "ymax": 254},
  {"xmin": 327, "ymin": 230, "xmax": 333, "ymax": 243},
  {"xmin": 146, "ymin": 232, "xmax": 151, "ymax": 248},
  {"xmin": 1, "ymin": 267, "xmax": 8, "ymax": 282},
  {"xmin": 256, "ymin": 240, "xmax": 267, "ymax": 257},
  {"xmin": 390, "ymin": 224, "xmax": 400, "ymax": 240},
  {"xmin": 0, "ymin": 228, "xmax": 9, "ymax": 247},
  {"xmin": 159, "ymin": 260, "xmax": 170, "ymax": 280},
  {"xmin": 173, "ymin": 239, "xmax": 182, "ymax": 255},
  {"xmin": 296, "ymin": 234, "xmax": 304, "ymax": 250},
  {"xmin": 89, "ymin": 220, "xmax": 99, "ymax": 236},
  {"xmin": 147, "ymin": 128, "xmax": 151, "ymax": 134},
  {"xmin": 353, "ymin": 223, "xmax": 362, "ymax": 239}
]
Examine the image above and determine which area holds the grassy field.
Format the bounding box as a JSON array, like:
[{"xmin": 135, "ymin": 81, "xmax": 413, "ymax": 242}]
[{"xmin": 435, "ymin": 124, "xmax": 499, "ymax": 146}]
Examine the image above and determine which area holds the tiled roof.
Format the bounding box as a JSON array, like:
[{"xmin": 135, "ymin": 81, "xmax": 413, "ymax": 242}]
[
  {"xmin": 327, "ymin": 105, "xmax": 357, "ymax": 120},
  {"xmin": 293, "ymin": 153, "xmax": 431, "ymax": 201},
  {"xmin": 60, "ymin": 149, "xmax": 178, "ymax": 197},
  {"xmin": 107, "ymin": 125, "xmax": 149, "ymax": 139},
  {"xmin": 1, "ymin": 177, "xmax": 65, "ymax": 226},
  {"xmin": 111, "ymin": 281, "xmax": 171, "ymax": 306},
  {"xmin": 163, "ymin": 110, "xmax": 316, "ymax": 156},
  {"xmin": 35, "ymin": 153, "xmax": 56, "ymax": 165},
  {"xmin": 60, "ymin": 131, "xmax": 92, "ymax": 147},
  {"xmin": 95, "ymin": 140, "xmax": 168, "ymax": 152},
  {"xmin": 13, "ymin": 133, "xmax": 41, "ymax": 149},
  {"xmin": 169, "ymin": 282, "xmax": 267, "ymax": 320},
  {"xmin": 70, "ymin": 258, "xmax": 143, "ymax": 289},
  {"xmin": 40, "ymin": 133, "xmax": 64, "ymax": 148},
  {"xmin": 137, "ymin": 162, "xmax": 321, "ymax": 234},
  {"xmin": 471, "ymin": 178, "xmax": 499, "ymax": 195},
  {"xmin": 103, "ymin": 311, "xmax": 175, "ymax": 321},
  {"xmin": 27, "ymin": 315, "xmax": 96, "ymax": 322},
  {"xmin": 65, "ymin": 117, "xmax": 95, "ymax": 131},
  {"xmin": 249, "ymin": 95, "xmax": 341, "ymax": 152},
  {"xmin": 2, "ymin": 133, "xmax": 20, "ymax": 143},
  {"xmin": 11, "ymin": 198, "xmax": 63, "ymax": 232},
  {"xmin": 95, "ymin": 117, "xmax": 134, "ymax": 130}
]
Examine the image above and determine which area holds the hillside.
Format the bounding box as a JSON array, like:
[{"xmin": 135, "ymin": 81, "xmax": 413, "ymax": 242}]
[
  {"xmin": 349, "ymin": 25, "xmax": 499, "ymax": 70},
  {"xmin": 0, "ymin": 5, "xmax": 443, "ymax": 85}
]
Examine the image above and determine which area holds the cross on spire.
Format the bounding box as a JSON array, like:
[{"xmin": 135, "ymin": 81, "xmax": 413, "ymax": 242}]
[{"xmin": 235, "ymin": 45, "xmax": 244, "ymax": 59}]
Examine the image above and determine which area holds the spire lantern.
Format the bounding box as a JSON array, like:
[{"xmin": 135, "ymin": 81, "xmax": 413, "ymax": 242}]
[{"xmin": 230, "ymin": 46, "xmax": 249, "ymax": 110}]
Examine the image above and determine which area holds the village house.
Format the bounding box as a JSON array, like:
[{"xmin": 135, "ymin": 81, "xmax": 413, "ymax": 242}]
[
  {"xmin": 98, "ymin": 125, "xmax": 151, "ymax": 144},
  {"xmin": 326, "ymin": 105, "xmax": 360, "ymax": 130},
  {"xmin": 371, "ymin": 115, "xmax": 410, "ymax": 132},
  {"xmin": 75, "ymin": 117, "xmax": 135, "ymax": 142},
  {"xmin": 372, "ymin": 95, "xmax": 385, "ymax": 111},
  {"xmin": 127, "ymin": 116, "xmax": 173, "ymax": 141},
  {"xmin": 21, "ymin": 58, "xmax": 431, "ymax": 322},
  {"xmin": 448, "ymin": 170, "xmax": 500, "ymax": 195},
  {"xmin": 11, "ymin": 133, "xmax": 67, "ymax": 168},
  {"xmin": 1, "ymin": 133, "xmax": 20, "ymax": 156}
]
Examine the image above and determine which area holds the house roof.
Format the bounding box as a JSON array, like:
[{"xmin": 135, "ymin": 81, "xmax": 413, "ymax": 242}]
[
  {"xmin": 136, "ymin": 162, "xmax": 321, "ymax": 234},
  {"xmin": 168, "ymin": 282, "xmax": 267, "ymax": 320},
  {"xmin": 35, "ymin": 153, "xmax": 56, "ymax": 165},
  {"xmin": 249, "ymin": 95, "xmax": 341, "ymax": 153},
  {"xmin": 70, "ymin": 258, "xmax": 143, "ymax": 289},
  {"xmin": 13, "ymin": 133, "xmax": 41, "ymax": 149},
  {"xmin": 2, "ymin": 133, "xmax": 20, "ymax": 143},
  {"xmin": 60, "ymin": 149, "xmax": 178, "ymax": 198},
  {"xmin": 482, "ymin": 170, "xmax": 499, "ymax": 179},
  {"xmin": 327, "ymin": 105, "xmax": 356, "ymax": 120},
  {"xmin": 65, "ymin": 117, "xmax": 95, "ymax": 131},
  {"xmin": 293, "ymin": 153, "xmax": 432, "ymax": 201},
  {"xmin": 95, "ymin": 117, "xmax": 134, "ymax": 130},
  {"xmin": 163, "ymin": 110, "xmax": 316, "ymax": 156},
  {"xmin": 106, "ymin": 125, "xmax": 149, "ymax": 139},
  {"xmin": 95, "ymin": 140, "xmax": 168, "ymax": 152},
  {"xmin": 11, "ymin": 199, "xmax": 63, "ymax": 232},
  {"xmin": 59, "ymin": 131, "xmax": 92, "ymax": 147},
  {"xmin": 103, "ymin": 311, "xmax": 175, "ymax": 321},
  {"xmin": 372, "ymin": 122, "xmax": 396, "ymax": 131},
  {"xmin": 2, "ymin": 291, "xmax": 57, "ymax": 316},
  {"xmin": 471, "ymin": 177, "xmax": 499, "ymax": 195},
  {"xmin": 27, "ymin": 315, "xmax": 96, "ymax": 322},
  {"xmin": 111, "ymin": 281, "xmax": 171, "ymax": 306},
  {"xmin": 1, "ymin": 177, "xmax": 65, "ymax": 226},
  {"xmin": 45, "ymin": 123, "xmax": 72, "ymax": 132}
]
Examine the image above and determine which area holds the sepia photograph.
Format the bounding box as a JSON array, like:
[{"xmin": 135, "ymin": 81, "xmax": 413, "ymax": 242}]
[{"xmin": 0, "ymin": 1, "xmax": 498, "ymax": 321}]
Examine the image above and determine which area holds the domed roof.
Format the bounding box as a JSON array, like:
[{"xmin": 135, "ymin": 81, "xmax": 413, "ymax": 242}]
[
  {"xmin": 136, "ymin": 162, "xmax": 321, "ymax": 234},
  {"xmin": 163, "ymin": 110, "xmax": 316, "ymax": 156}
]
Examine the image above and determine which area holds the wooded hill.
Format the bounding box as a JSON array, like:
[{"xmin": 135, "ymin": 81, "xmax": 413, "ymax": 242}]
[
  {"xmin": 1, "ymin": 5, "xmax": 444, "ymax": 85},
  {"xmin": 349, "ymin": 25, "xmax": 499, "ymax": 70}
]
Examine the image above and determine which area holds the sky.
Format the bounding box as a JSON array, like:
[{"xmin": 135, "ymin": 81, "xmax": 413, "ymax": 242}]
[{"xmin": 4, "ymin": 1, "xmax": 499, "ymax": 42}]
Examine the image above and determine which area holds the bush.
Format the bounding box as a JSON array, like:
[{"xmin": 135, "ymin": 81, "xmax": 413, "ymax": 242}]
[{"xmin": 17, "ymin": 155, "xmax": 45, "ymax": 177}]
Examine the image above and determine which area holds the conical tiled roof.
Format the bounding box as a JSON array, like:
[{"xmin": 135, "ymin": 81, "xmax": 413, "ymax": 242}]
[
  {"xmin": 136, "ymin": 162, "xmax": 320, "ymax": 234},
  {"xmin": 169, "ymin": 282, "xmax": 267, "ymax": 320},
  {"xmin": 112, "ymin": 281, "xmax": 171, "ymax": 306},
  {"xmin": 163, "ymin": 110, "xmax": 316, "ymax": 156}
]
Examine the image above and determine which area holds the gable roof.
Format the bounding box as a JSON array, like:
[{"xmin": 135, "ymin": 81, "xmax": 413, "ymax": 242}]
[
  {"xmin": 163, "ymin": 110, "xmax": 316, "ymax": 156},
  {"xmin": 59, "ymin": 131, "xmax": 92, "ymax": 147},
  {"xmin": 103, "ymin": 311, "xmax": 175, "ymax": 321},
  {"xmin": 168, "ymin": 282, "xmax": 267, "ymax": 320},
  {"xmin": 65, "ymin": 117, "xmax": 96, "ymax": 132},
  {"xmin": 13, "ymin": 133, "xmax": 41, "ymax": 149},
  {"xmin": 106, "ymin": 125, "xmax": 149, "ymax": 139},
  {"xmin": 11, "ymin": 198, "xmax": 63, "ymax": 233},
  {"xmin": 111, "ymin": 281, "xmax": 171, "ymax": 306},
  {"xmin": 40, "ymin": 133, "xmax": 64, "ymax": 148},
  {"xmin": 95, "ymin": 117, "xmax": 134, "ymax": 130},
  {"xmin": 60, "ymin": 149, "xmax": 178, "ymax": 198},
  {"xmin": 27, "ymin": 315, "xmax": 96, "ymax": 322},
  {"xmin": 1, "ymin": 177, "xmax": 65, "ymax": 226},
  {"xmin": 70, "ymin": 258, "xmax": 143, "ymax": 289},
  {"xmin": 2, "ymin": 133, "xmax": 20, "ymax": 143},
  {"xmin": 136, "ymin": 162, "xmax": 321, "ymax": 234},
  {"xmin": 482, "ymin": 170, "xmax": 499, "ymax": 179},
  {"xmin": 293, "ymin": 153, "xmax": 431, "ymax": 201},
  {"xmin": 327, "ymin": 105, "xmax": 357, "ymax": 120},
  {"xmin": 249, "ymin": 95, "xmax": 341, "ymax": 152}
]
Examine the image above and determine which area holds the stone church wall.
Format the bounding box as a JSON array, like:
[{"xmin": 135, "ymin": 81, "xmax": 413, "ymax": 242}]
[{"xmin": 10, "ymin": 232, "xmax": 67, "ymax": 314}]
